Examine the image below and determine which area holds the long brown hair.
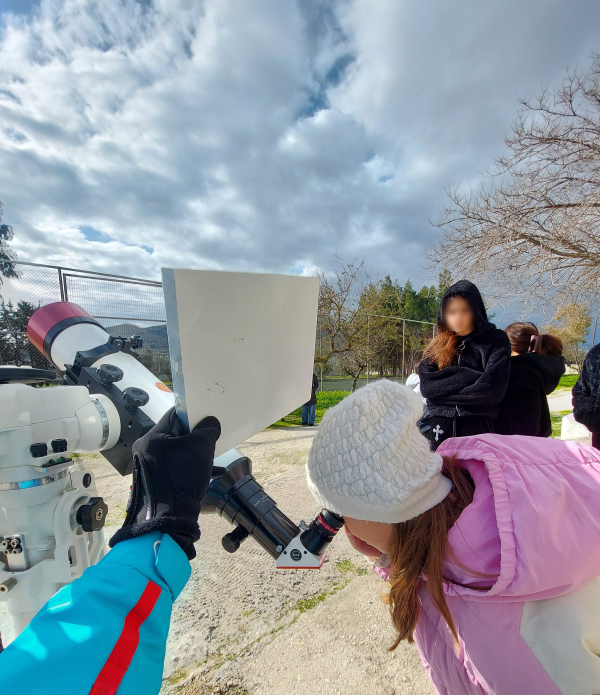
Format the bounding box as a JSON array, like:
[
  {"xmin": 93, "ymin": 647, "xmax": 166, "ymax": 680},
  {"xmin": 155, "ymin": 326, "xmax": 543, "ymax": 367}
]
[
  {"xmin": 422, "ymin": 330, "xmax": 461, "ymax": 370},
  {"xmin": 505, "ymin": 322, "xmax": 563, "ymax": 356},
  {"xmin": 384, "ymin": 456, "xmax": 496, "ymax": 650}
]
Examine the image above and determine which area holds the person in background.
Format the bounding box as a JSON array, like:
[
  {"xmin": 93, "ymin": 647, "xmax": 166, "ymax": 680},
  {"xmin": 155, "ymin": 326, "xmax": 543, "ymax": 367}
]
[
  {"xmin": 495, "ymin": 322, "xmax": 565, "ymax": 437},
  {"xmin": 0, "ymin": 409, "xmax": 221, "ymax": 695},
  {"xmin": 307, "ymin": 380, "xmax": 600, "ymax": 695},
  {"xmin": 405, "ymin": 372, "xmax": 425, "ymax": 403},
  {"xmin": 301, "ymin": 372, "xmax": 319, "ymax": 426},
  {"xmin": 573, "ymin": 342, "xmax": 600, "ymax": 449},
  {"xmin": 418, "ymin": 280, "xmax": 511, "ymax": 450}
]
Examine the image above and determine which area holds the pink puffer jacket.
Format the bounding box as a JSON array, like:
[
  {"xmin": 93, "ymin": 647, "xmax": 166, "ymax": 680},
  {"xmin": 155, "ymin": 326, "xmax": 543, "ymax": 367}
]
[{"xmin": 402, "ymin": 434, "xmax": 600, "ymax": 695}]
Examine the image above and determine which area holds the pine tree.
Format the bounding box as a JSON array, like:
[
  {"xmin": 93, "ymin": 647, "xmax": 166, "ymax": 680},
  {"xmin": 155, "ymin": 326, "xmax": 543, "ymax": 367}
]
[{"xmin": 0, "ymin": 202, "xmax": 18, "ymax": 285}]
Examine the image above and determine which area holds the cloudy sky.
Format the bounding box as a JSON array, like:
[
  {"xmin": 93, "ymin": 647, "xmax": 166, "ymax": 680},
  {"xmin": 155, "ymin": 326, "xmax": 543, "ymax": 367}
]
[{"xmin": 0, "ymin": 0, "xmax": 599, "ymax": 293}]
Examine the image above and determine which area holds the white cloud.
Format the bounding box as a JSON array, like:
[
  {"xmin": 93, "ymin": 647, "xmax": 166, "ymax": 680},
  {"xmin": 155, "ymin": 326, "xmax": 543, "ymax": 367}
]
[{"xmin": 0, "ymin": 0, "xmax": 599, "ymax": 292}]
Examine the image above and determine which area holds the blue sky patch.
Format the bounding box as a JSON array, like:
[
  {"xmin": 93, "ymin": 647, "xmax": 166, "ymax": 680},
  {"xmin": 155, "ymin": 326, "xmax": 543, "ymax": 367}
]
[{"xmin": 80, "ymin": 226, "xmax": 154, "ymax": 254}]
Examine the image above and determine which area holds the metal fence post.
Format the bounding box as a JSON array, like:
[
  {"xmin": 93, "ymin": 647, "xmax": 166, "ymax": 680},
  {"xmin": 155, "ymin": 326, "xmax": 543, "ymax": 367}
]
[
  {"xmin": 57, "ymin": 267, "xmax": 65, "ymax": 302},
  {"xmin": 402, "ymin": 319, "xmax": 405, "ymax": 383},
  {"xmin": 319, "ymin": 336, "xmax": 323, "ymax": 391},
  {"xmin": 366, "ymin": 314, "xmax": 370, "ymax": 384}
]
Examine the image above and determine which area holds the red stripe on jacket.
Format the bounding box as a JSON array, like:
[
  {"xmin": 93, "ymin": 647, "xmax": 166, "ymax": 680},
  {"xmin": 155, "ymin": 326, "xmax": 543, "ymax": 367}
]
[{"xmin": 89, "ymin": 580, "xmax": 162, "ymax": 695}]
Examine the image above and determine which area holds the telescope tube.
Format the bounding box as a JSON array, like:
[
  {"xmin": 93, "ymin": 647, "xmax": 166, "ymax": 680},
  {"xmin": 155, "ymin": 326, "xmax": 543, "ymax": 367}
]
[{"xmin": 28, "ymin": 302, "xmax": 174, "ymax": 425}]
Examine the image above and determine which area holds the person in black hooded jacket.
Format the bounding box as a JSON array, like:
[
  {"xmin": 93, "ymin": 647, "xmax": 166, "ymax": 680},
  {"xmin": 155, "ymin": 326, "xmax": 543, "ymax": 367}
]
[
  {"xmin": 573, "ymin": 343, "xmax": 600, "ymax": 449},
  {"xmin": 495, "ymin": 322, "xmax": 565, "ymax": 437},
  {"xmin": 418, "ymin": 280, "xmax": 511, "ymax": 450}
]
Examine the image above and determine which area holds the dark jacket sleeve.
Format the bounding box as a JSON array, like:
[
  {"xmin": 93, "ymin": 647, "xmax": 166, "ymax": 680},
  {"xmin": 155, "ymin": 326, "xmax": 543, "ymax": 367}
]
[
  {"xmin": 573, "ymin": 355, "xmax": 596, "ymax": 430},
  {"xmin": 420, "ymin": 344, "xmax": 511, "ymax": 407},
  {"xmin": 418, "ymin": 361, "xmax": 482, "ymax": 400}
]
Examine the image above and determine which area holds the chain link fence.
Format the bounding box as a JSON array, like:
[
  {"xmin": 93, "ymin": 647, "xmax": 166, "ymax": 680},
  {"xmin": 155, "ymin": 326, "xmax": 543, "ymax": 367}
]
[
  {"xmin": 0, "ymin": 262, "xmax": 170, "ymax": 381},
  {"xmin": 0, "ymin": 261, "xmax": 435, "ymax": 392},
  {"xmin": 314, "ymin": 313, "xmax": 435, "ymax": 392}
]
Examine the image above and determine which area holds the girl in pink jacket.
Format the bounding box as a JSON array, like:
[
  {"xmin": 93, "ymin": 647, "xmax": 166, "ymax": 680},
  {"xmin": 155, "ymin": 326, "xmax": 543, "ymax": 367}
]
[{"xmin": 306, "ymin": 379, "xmax": 600, "ymax": 695}]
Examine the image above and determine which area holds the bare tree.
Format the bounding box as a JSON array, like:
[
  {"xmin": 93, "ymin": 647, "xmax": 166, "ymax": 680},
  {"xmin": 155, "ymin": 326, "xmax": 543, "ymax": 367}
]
[
  {"xmin": 339, "ymin": 341, "xmax": 370, "ymax": 393},
  {"xmin": 315, "ymin": 257, "xmax": 386, "ymax": 368},
  {"xmin": 541, "ymin": 303, "xmax": 592, "ymax": 371},
  {"xmin": 429, "ymin": 55, "xmax": 600, "ymax": 309}
]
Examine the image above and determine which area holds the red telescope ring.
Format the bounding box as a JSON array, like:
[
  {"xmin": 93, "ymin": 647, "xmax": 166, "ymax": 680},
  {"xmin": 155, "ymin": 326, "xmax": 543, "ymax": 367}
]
[{"xmin": 27, "ymin": 302, "xmax": 102, "ymax": 361}]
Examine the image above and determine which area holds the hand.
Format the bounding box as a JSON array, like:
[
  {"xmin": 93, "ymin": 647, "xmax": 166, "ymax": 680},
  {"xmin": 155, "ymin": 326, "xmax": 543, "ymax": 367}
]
[{"xmin": 110, "ymin": 408, "xmax": 221, "ymax": 559}]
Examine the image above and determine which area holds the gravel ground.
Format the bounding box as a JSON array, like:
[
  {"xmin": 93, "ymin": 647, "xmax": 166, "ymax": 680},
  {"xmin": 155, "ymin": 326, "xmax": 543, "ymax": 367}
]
[{"xmin": 44, "ymin": 425, "xmax": 433, "ymax": 695}]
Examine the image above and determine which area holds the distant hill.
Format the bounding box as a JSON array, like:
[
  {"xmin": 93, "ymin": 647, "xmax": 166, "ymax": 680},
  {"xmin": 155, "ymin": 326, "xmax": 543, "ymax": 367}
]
[{"xmin": 103, "ymin": 322, "xmax": 169, "ymax": 350}]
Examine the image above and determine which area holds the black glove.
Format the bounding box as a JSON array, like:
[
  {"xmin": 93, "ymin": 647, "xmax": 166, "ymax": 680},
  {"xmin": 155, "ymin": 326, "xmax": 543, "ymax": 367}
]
[{"xmin": 109, "ymin": 407, "xmax": 221, "ymax": 560}]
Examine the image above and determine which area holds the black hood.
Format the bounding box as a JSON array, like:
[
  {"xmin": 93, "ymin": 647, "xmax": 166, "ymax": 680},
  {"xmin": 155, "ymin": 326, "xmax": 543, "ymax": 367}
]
[
  {"xmin": 513, "ymin": 353, "xmax": 566, "ymax": 395},
  {"xmin": 437, "ymin": 280, "xmax": 492, "ymax": 335}
]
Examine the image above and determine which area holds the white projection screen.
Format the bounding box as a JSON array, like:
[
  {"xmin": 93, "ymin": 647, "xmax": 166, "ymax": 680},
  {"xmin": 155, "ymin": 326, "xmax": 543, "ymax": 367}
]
[{"xmin": 162, "ymin": 268, "xmax": 320, "ymax": 456}]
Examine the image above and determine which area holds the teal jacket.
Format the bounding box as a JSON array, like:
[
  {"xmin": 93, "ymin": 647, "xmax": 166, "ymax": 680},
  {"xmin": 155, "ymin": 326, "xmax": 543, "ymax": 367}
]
[{"xmin": 1, "ymin": 532, "xmax": 190, "ymax": 695}]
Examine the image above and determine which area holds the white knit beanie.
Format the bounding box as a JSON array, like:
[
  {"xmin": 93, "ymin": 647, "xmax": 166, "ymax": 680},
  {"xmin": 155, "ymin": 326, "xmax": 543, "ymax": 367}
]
[{"xmin": 306, "ymin": 380, "xmax": 452, "ymax": 524}]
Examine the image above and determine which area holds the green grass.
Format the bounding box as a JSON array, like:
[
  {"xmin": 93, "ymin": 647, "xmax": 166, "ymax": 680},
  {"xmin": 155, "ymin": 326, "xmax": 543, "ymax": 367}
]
[
  {"xmin": 273, "ymin": 390, "xmax": 349, "ymax": 427},
  {"xmin": 269, "ymin": 373, "xmax": 579, "ymax": 431},
  {"xmin": 295, "ymin": 589, "xmax": 332, "ymax": 613},
  {"xmin": 557, "ymin": 374, "xmax": 578, "ymax": 390},
  {"xmin": 293, "ymin": 558, "xmax": 369, "ymax": 613},
  {"xmin": 336, "ymin": 559, "xmax": 369, "ymax": 576},
  {"xmin": 550, "ymin": 410, "xmax": 572, "ymax": 438}
]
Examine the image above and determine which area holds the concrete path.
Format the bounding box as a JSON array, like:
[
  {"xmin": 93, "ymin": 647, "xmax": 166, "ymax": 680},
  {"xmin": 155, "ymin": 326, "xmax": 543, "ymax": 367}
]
[{"xmin": 547, "ymin": 388, "xmax": 573, "ymax": 412}]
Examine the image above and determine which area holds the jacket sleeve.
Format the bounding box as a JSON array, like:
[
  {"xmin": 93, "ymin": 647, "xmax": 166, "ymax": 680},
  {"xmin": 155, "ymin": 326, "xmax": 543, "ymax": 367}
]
[
  {"xmin": 421, "ymin": 344, "xmax": 511, "ymax": 406},
  {"xmin": 0, "ymin": 532, "xmax": 191, "ymax": 695},
  {"xmin": 572, "ymin": 356, "xmax": 595, "ymax": 429},
  {"xmin": 419, "ymin": 360, "xmax": 482, "ymax": 400}
]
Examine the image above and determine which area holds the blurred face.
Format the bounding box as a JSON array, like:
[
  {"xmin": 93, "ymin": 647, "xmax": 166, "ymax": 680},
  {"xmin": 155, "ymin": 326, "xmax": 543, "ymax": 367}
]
[
  {"xmin": 344, "ymin": 517, "xmax": 394, "ymax": 561},
  {"xmin": 443, "ymin": 297, "xmax": 475, "ymax": 336}
]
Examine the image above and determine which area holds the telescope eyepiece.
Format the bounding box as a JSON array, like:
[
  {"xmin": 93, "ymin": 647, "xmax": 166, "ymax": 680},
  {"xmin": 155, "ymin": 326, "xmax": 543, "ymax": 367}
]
[
  {"xmin": 299, "ymin": 509, "xmax": 344, "ymax": 557},
  {"xmin": 318, "ymin": 509, "xmax": 344, "ymax": 534}
]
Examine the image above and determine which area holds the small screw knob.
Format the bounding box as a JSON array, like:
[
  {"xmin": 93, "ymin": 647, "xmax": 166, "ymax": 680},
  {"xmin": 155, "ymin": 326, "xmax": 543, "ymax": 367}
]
[
  {"xmin": 98, "ymin": 364, "xmax": 124, "ymax": 385},
  {"xmin": 30, "ymin": 442, "xmax": 48, "ymax": 458},
  {"xmin": 77, "ymin": 497, "xmax": 108, "ymax": 532},
  {"xmin": 222, "ymin": 525, "xmax": 250, "ymax": 554},
  {"xmin": 122, "ymin": 387, "xmax": 149, "ymax": 411},
  {"xmin": 51, "ymin": 438, "xmax": 68, "ymax": 453},
  {"xmin": 129, "ymin": 335, "xmax": 143, "ymax": 349}
]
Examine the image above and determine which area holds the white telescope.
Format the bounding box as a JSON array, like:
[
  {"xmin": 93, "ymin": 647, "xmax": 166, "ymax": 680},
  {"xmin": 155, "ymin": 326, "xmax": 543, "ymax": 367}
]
[
  {"xmin": 28, "ymin": 302, "xmax": 174, "ymax": 474},
  {"xmin": 0, "ymin": 287, "xmax": 337, "ymax": 644},
  {"xmin": 0, "ymin": 301, "xmax": 175, "ymax": 639}
]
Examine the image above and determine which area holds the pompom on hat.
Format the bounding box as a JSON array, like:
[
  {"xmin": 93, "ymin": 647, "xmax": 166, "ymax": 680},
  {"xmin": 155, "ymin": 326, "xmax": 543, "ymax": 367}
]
[{"xmin": 306, "ymin": 380, "xmax": 452, "ymax": 524}]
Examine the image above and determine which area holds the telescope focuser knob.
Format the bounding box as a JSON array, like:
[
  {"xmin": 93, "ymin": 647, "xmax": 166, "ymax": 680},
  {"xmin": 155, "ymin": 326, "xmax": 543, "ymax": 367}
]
[
  {"xmin": 129, "ymin": 335, "xmax": 143, "ymax": 349},
  {"xmin": 77, "ymin": 497, "xmax": 108, "ymax": 532},
  {"xmin": 222, "ymin": 525, "xmax": 250, "ymax": 553},
  {"xmin": 122, "ymin": 387, "xmax": 149, "ymax": 411},
  {"xmin": 98, "ymin": 363, "xmax": 124, "ymax": 385}
]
